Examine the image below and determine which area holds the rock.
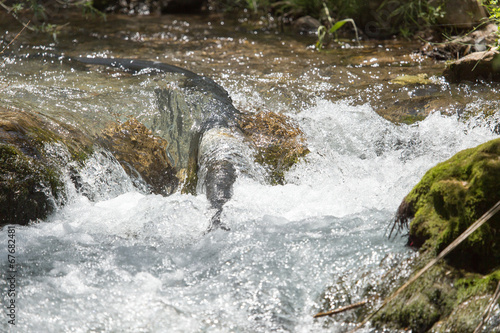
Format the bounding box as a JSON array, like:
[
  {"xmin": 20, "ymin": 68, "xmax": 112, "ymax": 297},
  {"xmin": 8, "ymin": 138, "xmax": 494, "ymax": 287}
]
[
  {"xmin": 434, "ymin": 0, "xmax": 488, "ymax": 29},
  {"xmin": 160, "ymin": 0, "xmax": 205, "ymax": 14},
  {"xmin": 373, "ymin": 138, "xmax": 500, "ymax": 332},
  {"xmin": 443, "ymin": 49, "xmax": 500, "ymax": 82},
  {"xmin": 239, "ymin": 111, "xmax": 309, "ymax": 185},
  {"xmin": 0, "ymin": 107, "xmax": 93, "ymax": 227},
  {"xmin": 291, "ymin": 16, "xmax": 321, "ymax": 34},
  {"xmin": 98, "ymin": 118, "xmax": 178, "ymax": 196},
  {"xmin": 396, "ymin": 138, "xmax": 500, "ymax": 272}
]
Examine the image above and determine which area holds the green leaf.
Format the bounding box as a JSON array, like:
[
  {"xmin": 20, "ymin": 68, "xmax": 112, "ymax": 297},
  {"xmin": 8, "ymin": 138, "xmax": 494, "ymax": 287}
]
[{"xmin": 329, "ymin": 19, "xmax": 351, "ymax": 34}]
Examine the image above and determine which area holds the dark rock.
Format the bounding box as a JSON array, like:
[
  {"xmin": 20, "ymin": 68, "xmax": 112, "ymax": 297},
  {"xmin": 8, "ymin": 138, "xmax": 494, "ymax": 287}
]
[
  {"xmin": 160, "ymin": 0, "xmax": 205, "ymax": 14},
  {"xmin": 433, "ymin": 0, "xmax": 488, "ymax": 29},
  {"xmin": 443, "ymin": 49, "xmax": 500, "ymax": 82},
  {"xmin": 291, "ymin": 16, "xmax": 321, "ymax": 34}
]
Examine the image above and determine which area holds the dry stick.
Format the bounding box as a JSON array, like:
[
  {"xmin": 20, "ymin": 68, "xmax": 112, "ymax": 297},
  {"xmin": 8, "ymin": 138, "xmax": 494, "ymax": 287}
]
[
  {"xmin": 0, "ymin": 19, "xmax": 31, "ymax": 58},
  {"xmin": 314, "ymin": 300, "xmax": 368, "ymax": 318},
  {"xmin": 474, "ymin": 279, "xmax": 500, "ymax": 333},
  {"xmin": 347, "ymin": 199, "xmax": 500, "ymax": 333}
]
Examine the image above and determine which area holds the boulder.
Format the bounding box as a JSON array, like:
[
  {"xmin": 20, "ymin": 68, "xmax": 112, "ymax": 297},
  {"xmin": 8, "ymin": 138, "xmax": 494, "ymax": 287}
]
[
  {"xmin": 373, "ymin": 138, "xmax": 500, "ymax": 332},
  {"xmin": 444, "ymin": 49, "xmax": 500, "ymax": 82},
  {"xmin": 291, "ymin": 16, "xmax": 321, "ymax": 34},
  {"xmin": 0, "ymin": 107, "xmax": 93, "ymax": 226},
  {"xmin": 434, "ymin": 0, "xmax": 488, "ymax": 29},
  {"xmin": 396, "ymin": 138, "xmax": 500, "ymax": 272}
]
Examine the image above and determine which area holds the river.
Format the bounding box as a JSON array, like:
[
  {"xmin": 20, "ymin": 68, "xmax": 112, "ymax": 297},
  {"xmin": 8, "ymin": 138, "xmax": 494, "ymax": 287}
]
[{"xmin": 1, "ymin": 13, "xmax": 499, "ymax": 332}]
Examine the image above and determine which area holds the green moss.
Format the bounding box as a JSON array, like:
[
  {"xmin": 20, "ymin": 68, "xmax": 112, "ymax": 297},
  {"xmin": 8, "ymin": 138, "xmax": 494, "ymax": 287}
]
[
  {"xmin": 0, "ymin": 144, "xmax": 65, "ymax": 226},
  {"xmin": 374, "ymin": 262, "xmax": 456, "ymax": 333},
  {"xmin": 402, "ymin": 138, "xmax": 500, "ymax": 273},
  {"xmin": 378, "ymin": 139, "xmax": 500, "ymax": 332}
]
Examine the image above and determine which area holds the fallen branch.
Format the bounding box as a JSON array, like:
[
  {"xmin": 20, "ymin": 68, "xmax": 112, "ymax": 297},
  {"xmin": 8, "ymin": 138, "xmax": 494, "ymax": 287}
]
[{"xmin": 314, "ymin": 300, "xmax": 368, "ymax": 318}]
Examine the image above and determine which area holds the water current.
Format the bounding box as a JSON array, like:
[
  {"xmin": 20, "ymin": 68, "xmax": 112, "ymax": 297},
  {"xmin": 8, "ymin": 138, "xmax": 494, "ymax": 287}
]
[{"xmin": 1, "ymin": 14, "xmax": 500, "ymax": 332}]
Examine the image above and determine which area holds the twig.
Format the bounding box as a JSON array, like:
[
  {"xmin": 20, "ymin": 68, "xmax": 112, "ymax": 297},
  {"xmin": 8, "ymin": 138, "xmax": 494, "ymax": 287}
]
[
  {"xmin": 1, "ymin": 19, "xmax": 31, "ymax": 68},
  {"xmin": 0, "ymin": 1, "xmax": 35, "ymax": 32},
  {"xmin": 0, "ymin": 19, "xmax": 31, "ymax": 55},
  {"xmin": 314, "ymin": 300, "xmax": 368, "ymax": 318},
  {"xmin": 348, "ymin": 199, "xmax": 500, "ymax": 333},
  {"xmin": 473, "ymin": 279, "xmax": 500, "ymax": 333}
]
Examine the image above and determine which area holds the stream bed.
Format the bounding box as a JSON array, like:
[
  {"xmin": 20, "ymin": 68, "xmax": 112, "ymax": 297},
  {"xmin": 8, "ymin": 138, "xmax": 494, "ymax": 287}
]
[{"xmin": 1, "ymin": 13, "xmax": 500, "ymax": 332}]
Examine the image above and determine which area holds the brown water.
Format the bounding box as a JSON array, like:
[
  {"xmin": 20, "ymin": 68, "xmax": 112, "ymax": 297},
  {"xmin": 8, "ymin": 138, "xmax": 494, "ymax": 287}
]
[{"xmin": 3, "ymin": 13, "xmax": 500, "ymax": 126}]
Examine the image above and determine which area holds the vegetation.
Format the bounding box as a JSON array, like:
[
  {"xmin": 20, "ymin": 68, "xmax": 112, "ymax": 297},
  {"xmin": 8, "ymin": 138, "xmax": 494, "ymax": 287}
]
[{"xmin": 484, "ymin": 0, "xmax": 500, "ymax": 49}]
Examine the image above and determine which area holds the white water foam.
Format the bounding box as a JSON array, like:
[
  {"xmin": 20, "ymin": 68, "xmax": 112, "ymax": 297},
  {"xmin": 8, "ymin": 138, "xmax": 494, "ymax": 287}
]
[{"xmin": 1, "ymin": 100, "xmax": 498, "ymax": 332}]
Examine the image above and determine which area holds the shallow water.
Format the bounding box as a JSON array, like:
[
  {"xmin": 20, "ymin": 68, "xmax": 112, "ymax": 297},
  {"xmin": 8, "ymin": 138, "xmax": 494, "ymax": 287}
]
[{"xmin": 1, "ymin": 13, "xmax": 500, "ymax": 332}]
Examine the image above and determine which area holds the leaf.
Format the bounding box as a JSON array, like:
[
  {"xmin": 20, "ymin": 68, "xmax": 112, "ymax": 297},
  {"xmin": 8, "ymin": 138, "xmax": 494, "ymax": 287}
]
[{"xmin": 329, "ymin": 19, "xmax": 352, "ymax": 34}]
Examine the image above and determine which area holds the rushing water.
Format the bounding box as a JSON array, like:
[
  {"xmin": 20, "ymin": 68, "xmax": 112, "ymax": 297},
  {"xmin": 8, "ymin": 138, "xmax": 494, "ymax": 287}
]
[{"xmin": 1, "ymin": 14, "xmax": 500, "ymax": 332}]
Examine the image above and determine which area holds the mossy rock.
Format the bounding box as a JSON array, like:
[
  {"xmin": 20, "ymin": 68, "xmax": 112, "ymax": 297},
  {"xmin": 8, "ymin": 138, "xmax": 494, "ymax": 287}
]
[
  {"xmin": 373, "ymin": 257, "xmax": 500, "ymax": 333},
  {"xmin": 376, "ymin": 139, "xmax": 500, "ymax": 332},
  {"xmin": 239, "ymin": 111, "xmax": 309, "ymax": 185},
  {"xmin": 0, "ymin": 144, "xmax": 64, "ymax": 226},
  {"xmin": 98, "ymin": 118, "xmax": 179, "ymax": 195},
  {"xmin": 0, "ymin": 106, "xmax": 95, "ymax": 226},
  {"xmin": 396, "ymin": 138, "xmax": 500, "ymax": 273}
]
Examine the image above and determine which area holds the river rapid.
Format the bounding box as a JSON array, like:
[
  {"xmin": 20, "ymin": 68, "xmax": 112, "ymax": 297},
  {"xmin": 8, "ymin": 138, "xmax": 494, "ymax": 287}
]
[{"xmin": 1, "ymin": 13, "xmax": 500, "ymax": 332}]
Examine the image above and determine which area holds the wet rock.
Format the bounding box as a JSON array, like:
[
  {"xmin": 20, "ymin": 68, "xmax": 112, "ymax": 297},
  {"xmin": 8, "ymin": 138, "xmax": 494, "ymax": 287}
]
[
  {"xmin": 373, "ymin": 138, "xmax": 500, "ymax": 331},
  {"xmin": 423, "ymin": 24, "xmax": 498, "ymax": 60},
  {"xmin": 98, "ymin": 118, "xmax": 178, "ymax": 195},
  {"xmin": 444, "ymin": 49, "xmax": 500, "ymax": 82},
  {"xmin": 291, "ymin": 16, "xmax": 321, "ymax": 34},
  {"xmin": 396, "ymin": 138, "xmax": 500, "ymax": 272},
  {"xmin": 160, "ymin": 0, "xmax": 205, "ymax": 13},
  {"xmin": 0, "ymin": 107, "xmax": 93, "ymax": 227},
  {"xmin": 239, "ymin": 111, "xmax": 309, "ymax": 185}
]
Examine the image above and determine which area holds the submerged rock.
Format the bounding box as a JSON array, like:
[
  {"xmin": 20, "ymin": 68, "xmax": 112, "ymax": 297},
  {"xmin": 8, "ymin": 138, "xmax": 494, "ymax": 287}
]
[
  {"xmin": 98, "ymin": 118, "xmax": 178, "ymax": 196},
  {"xmin": 0, "ymin": 106, "xmax": 181, "ymax": 226},
  {"xmin": 374, "ymin": 138, "xmax": 500, "ymax": 332}
]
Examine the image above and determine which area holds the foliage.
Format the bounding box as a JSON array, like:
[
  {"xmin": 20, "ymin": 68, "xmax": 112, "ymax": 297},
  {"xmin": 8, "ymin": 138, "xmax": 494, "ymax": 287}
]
[
  {"xmin": 315, "ymin": 2, "xmax": 359, "ymax": 49},
  {"xmin": 375, "ymin": 0, "xmax": 445, "ymax": 38},
  {"xmin": 483, "ymin": 0, "xmax": 500, "ymax": 49},
  {"xmin": 0, "ymin": 0, "xmax": 104, "ymax": 38}
]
